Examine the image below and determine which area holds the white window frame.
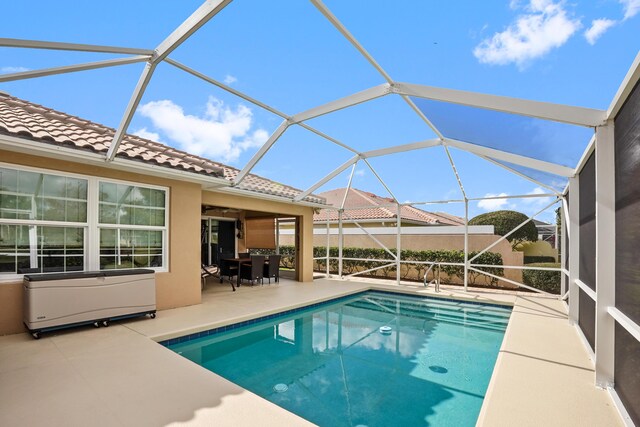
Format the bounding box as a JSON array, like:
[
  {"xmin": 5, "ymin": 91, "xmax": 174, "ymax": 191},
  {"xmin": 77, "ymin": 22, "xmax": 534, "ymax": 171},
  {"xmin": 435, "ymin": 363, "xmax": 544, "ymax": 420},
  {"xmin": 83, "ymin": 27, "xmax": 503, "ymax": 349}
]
[
  {"xmin": 96, "ymin": 177, "xmax": 169, "ymax": 273},
  {"xmin": 0, "ymin": 163, "xmax": 89, "ymax": 281},
  {"xmin": 0, "ymin": 162, "xmax": 169, "ymax": 282}
]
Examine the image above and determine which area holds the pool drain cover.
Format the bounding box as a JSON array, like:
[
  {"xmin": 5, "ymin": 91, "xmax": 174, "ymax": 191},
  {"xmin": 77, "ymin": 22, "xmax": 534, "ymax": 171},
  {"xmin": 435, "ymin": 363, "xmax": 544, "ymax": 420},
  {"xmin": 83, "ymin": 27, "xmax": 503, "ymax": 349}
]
[
  {"xmin": 273, "ymin": 383, "xmax": 288, "ymax": 393},
  {"xmin": 379, "ymin": 326, "xmax": 392, "ymax": 335}
]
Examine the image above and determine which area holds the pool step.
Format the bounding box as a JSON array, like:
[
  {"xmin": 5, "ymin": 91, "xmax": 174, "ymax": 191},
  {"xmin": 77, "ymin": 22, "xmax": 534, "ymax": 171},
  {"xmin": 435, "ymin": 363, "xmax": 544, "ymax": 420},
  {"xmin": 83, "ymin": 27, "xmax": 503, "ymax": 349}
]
[{"xmin": 346, "ymin": 297, "xmax": 511, "ymax": 332}]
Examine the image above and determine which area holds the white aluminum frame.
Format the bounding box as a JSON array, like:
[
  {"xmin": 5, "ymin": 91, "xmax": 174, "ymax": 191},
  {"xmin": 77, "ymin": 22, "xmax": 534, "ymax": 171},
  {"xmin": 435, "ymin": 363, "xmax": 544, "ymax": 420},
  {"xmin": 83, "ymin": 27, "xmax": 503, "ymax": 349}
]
[
  {"xmin": 395, "ymin": 82, "xmax": 607, "ymax": 127},
  {"xmin": 1, "ymin": 0, "xmax": 596, "ymax": 195},
  {"xmin": 0, "ymin": 1, "xmax": 609, "ymax": 295},
  {"xmin": 0, "ymin": 56, "xmax": 151, "ymax": 83},
  {"xmin": 0, "ymin": 37, "xmax": 154, "ymax": 55},
  {"xmin": 594, "ymin": 122, "xmax": 615, "ymax": 388}
]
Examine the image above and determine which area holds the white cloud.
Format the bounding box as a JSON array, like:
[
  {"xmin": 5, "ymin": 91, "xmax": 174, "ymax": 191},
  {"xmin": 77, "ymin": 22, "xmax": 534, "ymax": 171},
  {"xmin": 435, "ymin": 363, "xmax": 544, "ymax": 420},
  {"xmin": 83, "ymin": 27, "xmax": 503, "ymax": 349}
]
[
  {"xmin": 133, "ymin": 127, "xmax": 162, "ymax": 142},
  {"xmin": 522, "ymin": 187, "xmax": 553, "ymax": 207},
  {"xmin": 620, "ymin": 0, "xmax": 640, "ymax": 19},
  {"xmin": 223, "ymin": 74, "xmax": 237, "ymax": 85},
  {"xmin": 473, "ymin": 0, "xmax": 581, "ymax": 68},
  {"xmin": 584, "ymin": 18, "xmax": 616, "ymax": 45},
  {"xmin": 477, "ymin": 193, "xmax": 510, "ymax": 211},
  {"xmin": 354, "ymin": 169, "xmax": 366, "ymax": 177},
  {"xmin": 137, "ymin": 97, "xmax": 268, "ymax": 163},
  {"xmin": 0, "ymin": 66, "xmax": 30, "ymax": 73}
]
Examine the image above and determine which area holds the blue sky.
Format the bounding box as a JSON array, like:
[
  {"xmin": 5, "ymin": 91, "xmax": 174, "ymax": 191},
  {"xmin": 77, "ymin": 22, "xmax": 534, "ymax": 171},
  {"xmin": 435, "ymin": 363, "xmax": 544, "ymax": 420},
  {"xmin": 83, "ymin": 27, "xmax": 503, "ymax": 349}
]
[{"xmin": 1, "ymin": 0, "xmax": 639, "ymax": 222}]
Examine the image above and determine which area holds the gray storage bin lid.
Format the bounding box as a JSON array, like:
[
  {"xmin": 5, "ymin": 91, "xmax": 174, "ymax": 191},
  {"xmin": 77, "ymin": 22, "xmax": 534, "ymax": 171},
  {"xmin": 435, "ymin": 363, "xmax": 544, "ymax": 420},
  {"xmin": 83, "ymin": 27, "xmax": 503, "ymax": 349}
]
[{"xmin": 24, "ymin": 269, "xmax": 155, "ymax": 282}]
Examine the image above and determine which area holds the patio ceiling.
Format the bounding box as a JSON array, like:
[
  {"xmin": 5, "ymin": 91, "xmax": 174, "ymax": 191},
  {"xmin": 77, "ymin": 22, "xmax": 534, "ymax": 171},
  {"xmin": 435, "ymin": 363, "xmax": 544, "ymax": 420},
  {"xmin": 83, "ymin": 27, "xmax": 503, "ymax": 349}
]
[{"xmin": 0, "ymin": 0, "xmax": 616, "ymax": 207}]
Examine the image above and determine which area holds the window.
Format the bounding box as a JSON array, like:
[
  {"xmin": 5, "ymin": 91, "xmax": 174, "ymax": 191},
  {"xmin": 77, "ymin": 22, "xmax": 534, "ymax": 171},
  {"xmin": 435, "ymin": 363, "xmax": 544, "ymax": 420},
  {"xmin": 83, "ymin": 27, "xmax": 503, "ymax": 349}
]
[
  {"xmin": 98, "ymin": 182, "xmax": 167, "ymax": 270},
  {"xmin": 0, "ymin": 164, "xmax": 168, "ymax": 278},
  {"xmin": 0, "ymin": 167, "xmax": 87, "ymax": 274}
]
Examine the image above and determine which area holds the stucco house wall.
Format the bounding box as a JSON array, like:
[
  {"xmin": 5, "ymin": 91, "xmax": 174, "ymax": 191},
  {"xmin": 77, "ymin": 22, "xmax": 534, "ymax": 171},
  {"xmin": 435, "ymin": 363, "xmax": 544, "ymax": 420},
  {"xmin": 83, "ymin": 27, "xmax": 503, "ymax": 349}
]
[{"xmin": 0, "ymin": 150, "xmax": 316, "ymax": 335}]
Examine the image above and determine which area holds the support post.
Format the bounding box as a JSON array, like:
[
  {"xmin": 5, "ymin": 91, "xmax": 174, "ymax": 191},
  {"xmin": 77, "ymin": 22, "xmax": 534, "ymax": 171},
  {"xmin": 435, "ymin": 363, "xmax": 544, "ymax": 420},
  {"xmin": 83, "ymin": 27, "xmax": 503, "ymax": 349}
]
[
  {"xmin": 568, "ymin": 176, "xmax": 580, "ymax": 325},
  {"xmin": 464, "ymin": 199, "xmax": 469, "ymax": 292},
  {"xmin": 338, "ymin": 209, "xmax": 344, "ymax": 278},
  {"xmin": 560, "ymin": 197, "xmax": 568, "ymax": 296},
  {"xmin": 396, "ymin": 203, "xmax": 401, "ymax": 285},
  {"xmin": 595, "ymin": 122, "xmax": 615, "ymax": 388},
  {"xmin": 326, "ymin": 212, "xmax": 330, "ymax": 277}
]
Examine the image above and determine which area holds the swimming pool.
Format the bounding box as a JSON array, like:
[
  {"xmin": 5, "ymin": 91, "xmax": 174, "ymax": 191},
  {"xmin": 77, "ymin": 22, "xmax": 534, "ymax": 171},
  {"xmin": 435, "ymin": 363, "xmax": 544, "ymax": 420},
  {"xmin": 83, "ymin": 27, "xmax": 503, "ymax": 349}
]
[{"xmin": 165, "ymin": 291, "xmax": 511, "ymax": 426}]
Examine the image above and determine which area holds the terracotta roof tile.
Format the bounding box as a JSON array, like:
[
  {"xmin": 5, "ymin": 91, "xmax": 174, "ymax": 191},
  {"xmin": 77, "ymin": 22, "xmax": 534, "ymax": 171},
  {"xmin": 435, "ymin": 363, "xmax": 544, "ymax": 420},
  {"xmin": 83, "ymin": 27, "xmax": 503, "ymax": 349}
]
[
  {"xmin": 314, "ymin": 188, "xmax": 464, "ymax": 225},
  {"xmin": 0, "ymin": 92, "xmax": 324, "ymax": 205}
]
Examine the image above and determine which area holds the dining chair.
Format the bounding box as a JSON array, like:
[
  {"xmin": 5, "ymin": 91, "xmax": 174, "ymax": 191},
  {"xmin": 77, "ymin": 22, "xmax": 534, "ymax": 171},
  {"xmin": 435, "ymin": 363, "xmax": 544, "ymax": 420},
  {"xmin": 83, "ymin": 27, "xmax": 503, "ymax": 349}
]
[
  {"xmin": 219, "ymin": 253, "xmax": 239, "ymax": 284},
  {"xmin": 263, "ymin": 254, "xmax": 281, "ymax": 284},
  {"xmin": 240, "ymin": 255, "xmax": 265, "ymax": 286}
]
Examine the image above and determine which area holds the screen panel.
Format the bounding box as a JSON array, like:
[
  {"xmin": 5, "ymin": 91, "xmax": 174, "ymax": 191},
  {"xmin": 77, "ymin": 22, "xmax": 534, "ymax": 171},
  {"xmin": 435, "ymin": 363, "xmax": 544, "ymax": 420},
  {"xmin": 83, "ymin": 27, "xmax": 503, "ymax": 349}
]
[
  {"xmin": 411, "ymin": 97, "xmax": 593, "ymax": 167},
  {"xmin": 614, "ymin": 78, "xmax": 640, "ymax": 425},
  {"xmin": 614, "ymin": 79, "xmax": 640, "ymax": 424},
  {"xmin": 578, "ymin": 289, "xmax": 595, "ymax": 351},
  {"xmin": 615, "ymin": 323, "xmax": 640, "ymax": 425},
  {"xmin": 578, "ymin": 153, "xmax": 596, "ymax": 291},
  {"xmin": 577, "ymin": 152, "xmax": 596, "ymax": 352},
  {"xmin": 489, "ymin": 159, "xmax": 568, "ymax": 192},
  {"xmin": 615, "ymin": 80, "xmax": 640, "ymax": 326}
]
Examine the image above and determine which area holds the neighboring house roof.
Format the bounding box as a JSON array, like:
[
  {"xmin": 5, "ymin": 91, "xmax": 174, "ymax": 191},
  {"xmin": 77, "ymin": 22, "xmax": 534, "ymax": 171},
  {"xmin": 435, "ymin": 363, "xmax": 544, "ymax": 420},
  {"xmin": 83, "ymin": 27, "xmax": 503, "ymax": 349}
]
[
  {"xmin": 314, "ymin": 188, "xmax": 465, "ymax": 226},
  {"xmin": 0, "ymin": 92, "xmax": 324, "ymax": 204}
]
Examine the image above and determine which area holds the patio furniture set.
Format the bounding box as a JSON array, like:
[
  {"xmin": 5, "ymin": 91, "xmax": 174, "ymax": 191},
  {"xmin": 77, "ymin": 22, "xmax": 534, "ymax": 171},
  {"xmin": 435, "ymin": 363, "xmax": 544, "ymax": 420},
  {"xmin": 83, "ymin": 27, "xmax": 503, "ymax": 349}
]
[{"xmin": 202, "ymin": 254, "xmax": 281, "ymax": 291}]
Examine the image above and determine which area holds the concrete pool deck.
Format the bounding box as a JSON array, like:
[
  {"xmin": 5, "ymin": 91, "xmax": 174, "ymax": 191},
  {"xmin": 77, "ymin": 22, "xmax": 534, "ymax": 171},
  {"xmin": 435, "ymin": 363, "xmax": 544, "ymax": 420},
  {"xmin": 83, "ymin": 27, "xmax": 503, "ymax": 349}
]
[{"xmin": 0, "ymin": 278, "xmax": 623, "ymax": 426}]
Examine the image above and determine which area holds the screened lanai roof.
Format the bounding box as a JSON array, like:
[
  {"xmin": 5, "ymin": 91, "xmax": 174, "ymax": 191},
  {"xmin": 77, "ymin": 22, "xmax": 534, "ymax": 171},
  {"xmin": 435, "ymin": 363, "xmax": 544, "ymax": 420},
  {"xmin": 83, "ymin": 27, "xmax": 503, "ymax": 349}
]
[{"xmin": 0, "ymin": 0, "xmax": 637, "ymax": 210}]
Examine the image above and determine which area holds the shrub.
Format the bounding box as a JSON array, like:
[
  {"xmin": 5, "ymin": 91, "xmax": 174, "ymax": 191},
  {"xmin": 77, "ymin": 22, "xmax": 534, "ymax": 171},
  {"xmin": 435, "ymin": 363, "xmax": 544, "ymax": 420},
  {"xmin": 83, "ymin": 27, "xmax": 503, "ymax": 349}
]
[
  {"xmin": 251, "ymin": 247, "xmax": 296, "ymax": 269},
  {"xmin": 469, "ymin": 210, "xmax": 538, "ymax": 248},
  {"xmin": 302, "ymin": 245, "xmax": 504, "ymax": 286},
  {"xmin": 522, "ymin": 263, "xmax": 561, "ymax": 294}
]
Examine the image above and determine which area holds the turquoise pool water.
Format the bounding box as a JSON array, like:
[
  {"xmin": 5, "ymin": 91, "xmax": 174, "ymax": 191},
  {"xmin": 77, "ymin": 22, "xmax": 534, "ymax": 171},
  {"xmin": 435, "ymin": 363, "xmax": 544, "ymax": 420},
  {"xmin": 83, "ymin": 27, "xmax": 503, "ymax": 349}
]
[{"xmin": 166, "ymin": 291, "xmax": 511, "ymax": 426}]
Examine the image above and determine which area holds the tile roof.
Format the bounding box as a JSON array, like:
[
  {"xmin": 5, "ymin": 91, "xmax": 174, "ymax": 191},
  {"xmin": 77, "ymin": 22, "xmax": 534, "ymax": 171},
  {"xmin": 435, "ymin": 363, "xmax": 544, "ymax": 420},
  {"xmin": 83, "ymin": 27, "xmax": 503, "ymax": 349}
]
[
  {"xmin": 314, "ymin": 188, "xmax": 465, "ymax": 226},
  {"xmin": 0, "ymin": 92, "xmax": 324, "ymax": 204}
]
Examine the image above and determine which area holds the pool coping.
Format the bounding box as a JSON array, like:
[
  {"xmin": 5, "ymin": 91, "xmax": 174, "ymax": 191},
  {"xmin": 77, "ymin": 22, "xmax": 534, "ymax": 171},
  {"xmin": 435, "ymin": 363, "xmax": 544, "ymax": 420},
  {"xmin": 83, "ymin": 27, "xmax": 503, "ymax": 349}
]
[{"xmin": 148, "ymin": 283, "xmax": 516, "ymax": 343}]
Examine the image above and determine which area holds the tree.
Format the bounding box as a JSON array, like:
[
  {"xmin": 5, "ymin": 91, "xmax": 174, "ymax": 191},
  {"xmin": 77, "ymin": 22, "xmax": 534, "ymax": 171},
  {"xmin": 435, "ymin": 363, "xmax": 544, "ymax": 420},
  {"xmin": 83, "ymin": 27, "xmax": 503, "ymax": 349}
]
[{"xmin": 469, "ymin": 210, "xmax": 538, "ymax": 249}]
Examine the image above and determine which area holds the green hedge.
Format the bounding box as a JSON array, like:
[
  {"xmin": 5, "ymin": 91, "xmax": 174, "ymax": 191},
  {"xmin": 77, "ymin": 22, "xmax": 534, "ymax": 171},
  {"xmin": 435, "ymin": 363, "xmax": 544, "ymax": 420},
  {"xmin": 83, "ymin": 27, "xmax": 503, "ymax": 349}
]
[
  {"xmin": 308, "ymin": 246, "xmax": 504, "ymax": 286},
  {"xmin": 250, "ymin": 247, "xmax": 296, "ymax": 269},
  {"xmin": 522, "ymin": 263, "xmax": 561, "ymax": 294},
  {"xmin": 524, "ymin": 256, "xmax": 556, "ymax": 264}
]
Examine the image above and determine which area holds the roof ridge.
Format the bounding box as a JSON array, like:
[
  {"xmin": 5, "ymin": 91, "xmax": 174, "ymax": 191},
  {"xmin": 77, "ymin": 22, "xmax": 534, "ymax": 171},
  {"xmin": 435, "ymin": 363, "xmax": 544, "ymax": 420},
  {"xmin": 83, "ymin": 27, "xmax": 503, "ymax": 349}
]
[
  {"xmin": 355, "ymin": 188, "xmax": 397, "ymax": 217},
  {"xmin": 350, "ymin": 188, "xmax": 377, "ymax": 206},
  {"xmin": 403, "ymin": 204, "xmax": 438, "ymax": 222}
]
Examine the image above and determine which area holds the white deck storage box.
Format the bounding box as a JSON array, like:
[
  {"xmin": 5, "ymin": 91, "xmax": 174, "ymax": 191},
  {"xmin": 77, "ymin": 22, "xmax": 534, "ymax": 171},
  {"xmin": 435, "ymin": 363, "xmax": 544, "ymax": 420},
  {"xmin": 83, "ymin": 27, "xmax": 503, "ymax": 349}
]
[{"xmin": 23, "ymin": 269, "xmax": 156, "ymax": 338}]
